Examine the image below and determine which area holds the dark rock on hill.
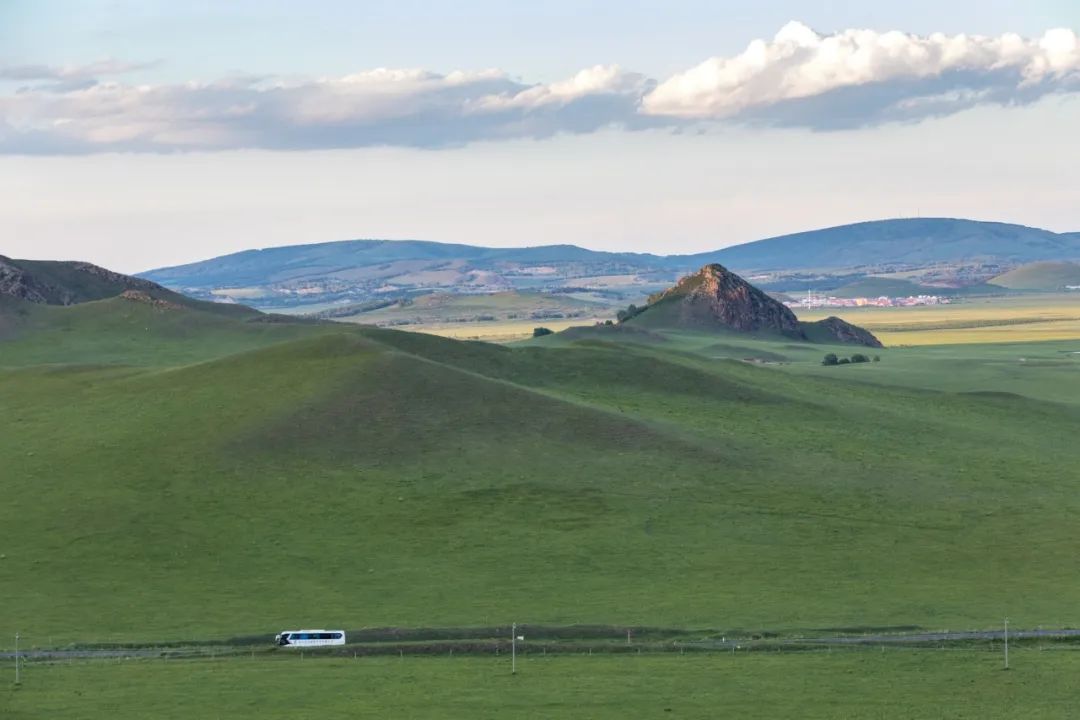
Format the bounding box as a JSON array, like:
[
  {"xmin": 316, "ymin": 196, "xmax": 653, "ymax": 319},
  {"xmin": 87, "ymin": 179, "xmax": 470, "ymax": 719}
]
[
  {"xmin": 0, "ymin": 255, "xmax": 163, "ymax": 305},
  {"xmin": 642, "ymin": 263, "xmax": 805, "ymax": 336},
  {"xmin": 0, "ymin": 255, "xmax": 263, "ymax": 321},
  {"xmin": 628, "ymin": 264, "xmax": 882, "ymax": 347}
]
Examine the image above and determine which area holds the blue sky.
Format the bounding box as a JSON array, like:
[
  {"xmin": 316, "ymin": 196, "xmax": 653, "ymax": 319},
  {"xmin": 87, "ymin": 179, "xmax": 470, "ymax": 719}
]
[{"xmin": 2, "ymin": 1, "xmax": 1079, "ymax": 271}]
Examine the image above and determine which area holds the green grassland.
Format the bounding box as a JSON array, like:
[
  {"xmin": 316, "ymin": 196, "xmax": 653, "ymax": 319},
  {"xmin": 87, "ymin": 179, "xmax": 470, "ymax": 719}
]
[
  {"xmin": 990, "ymin": 262, "xmax": 1080, "ymax": 292},
  {"xmin": 6, "ymin": 650, "xmax": 1080, "ymax": 719},
  {"xmin": 543, "ymin": 325, "xmax": 1080, "ymax": 406},
  {"xmin": 796, "ymin": 294, "xmax": 1080, "ymax": 346},
  {"xmin": 2, "ymin": 292, "xmax": 1080, "ymax": 651},
  {"xmin": 0, "ymin": 295, "xmax": 330, "ymax": 366},
  {"xmin": 331, "ymin": 290, "xmax": 615, "ymax": 327}
]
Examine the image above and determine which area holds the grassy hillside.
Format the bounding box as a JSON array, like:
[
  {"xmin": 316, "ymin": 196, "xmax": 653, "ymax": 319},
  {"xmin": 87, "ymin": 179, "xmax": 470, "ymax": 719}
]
[
  {"xmin": 826, "ymin": 277, "xmax": 1009, "ymax": 298},
  {"xmin": 327, "ymin": 290, "xmax": 612, "ymax": 326},
  {"xmin": 990, "ymin": 261, "xmax": 1080, "ymax": 291},
  {"xmin": 0, "ymin": 295, "xmax": 320, "ymax": 366},
  {"xmin": 2, "ymin": 297, "xmax": 1080, "ymax": 646}
]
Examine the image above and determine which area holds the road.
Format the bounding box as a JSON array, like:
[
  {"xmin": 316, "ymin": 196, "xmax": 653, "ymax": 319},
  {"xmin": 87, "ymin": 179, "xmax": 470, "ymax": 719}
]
[{"xmin": 4, "ymin": 627, "xmax": 1079, "ymax": 660}]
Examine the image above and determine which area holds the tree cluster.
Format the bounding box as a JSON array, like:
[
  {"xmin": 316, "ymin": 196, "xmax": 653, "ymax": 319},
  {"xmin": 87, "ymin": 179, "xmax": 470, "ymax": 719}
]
[
  {"xmin": 822, "ymin": 353, "xmax": 880, "ymax": 366},
  {"xmin": 616, "ymin": 303, "xmax": 647, "ymax": 323}
]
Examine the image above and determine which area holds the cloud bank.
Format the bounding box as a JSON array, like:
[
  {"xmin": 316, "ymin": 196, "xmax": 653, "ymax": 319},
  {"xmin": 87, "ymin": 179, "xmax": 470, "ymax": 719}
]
[
  {"xmin": 643, "ymin": 22, "xmax": 1080, "ymax": 128},
  {"xmin": 2, "ymin": 22, "xmax": 1078, "ymax": 153}
]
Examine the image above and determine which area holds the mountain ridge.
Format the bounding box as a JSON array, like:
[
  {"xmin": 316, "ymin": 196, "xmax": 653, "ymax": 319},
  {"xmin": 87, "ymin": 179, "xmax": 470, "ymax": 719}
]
[{"xmin": 136, "ymin": 218, "xmax": 1080, "ymax": 312}]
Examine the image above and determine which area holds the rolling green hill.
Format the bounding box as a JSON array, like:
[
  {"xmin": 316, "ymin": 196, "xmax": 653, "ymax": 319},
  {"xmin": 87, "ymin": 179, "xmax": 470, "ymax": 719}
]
[
  {"xmin": 989, "ymin": 261, "xmax": 1080, "ymax": 291},
  {"xmin": 2, "ymin": 288, "xmax": 1079, "ymax": 646}
]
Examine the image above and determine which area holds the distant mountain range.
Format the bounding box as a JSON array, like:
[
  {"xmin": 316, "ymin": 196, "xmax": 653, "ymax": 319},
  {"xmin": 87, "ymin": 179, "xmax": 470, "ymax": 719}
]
[{"xmin": 139, "ymin": 218, "xmax": 1080, "ymax": 312}]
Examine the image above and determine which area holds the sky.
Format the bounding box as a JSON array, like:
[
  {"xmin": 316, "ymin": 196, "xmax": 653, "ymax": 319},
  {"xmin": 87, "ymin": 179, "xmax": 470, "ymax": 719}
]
[{"xmin": 2, "ymin": 0, "xmax": 1079, "ymax": 272}]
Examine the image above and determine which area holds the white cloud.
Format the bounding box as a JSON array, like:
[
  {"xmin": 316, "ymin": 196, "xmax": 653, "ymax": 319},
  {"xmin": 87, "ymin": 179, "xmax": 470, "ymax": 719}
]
[
  {"xmin": 641, "ymin": 22, "xmax": 1080, "ymax": 128},
  {"xmin": 0, "ymin": 59, "xmax": 158, "ymax": 83},
  {"xmin": 2, "ymin": 23, "xmax": 1079, "ymax": 153},
  {"xmin": 0, "ymin": 65, "xmax": 654, "ymax": 154},
  {"xmin": 469, "ymin": 65, "xmax": 651, "ymax": 111}
]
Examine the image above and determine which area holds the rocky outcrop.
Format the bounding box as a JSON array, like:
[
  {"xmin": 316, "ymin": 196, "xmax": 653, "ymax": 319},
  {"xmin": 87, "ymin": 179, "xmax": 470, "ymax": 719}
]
[
  {"xmin": 0, "ymin": 257, "xmax": 49, "ymax": 303},
  {"xmin": 119, "ymin": 289, "xmax": 182, "ymax": 309},
  {"xmin": 632, "ymin": 263, "xmax": 883, "ymax": 347},
  {"xmin": 643, "ymin": 264, "xmax": 805, "ymax": 337},
  {"xmin": 0, "ymin": 255, "xmax": 164, "ymax": 305}
]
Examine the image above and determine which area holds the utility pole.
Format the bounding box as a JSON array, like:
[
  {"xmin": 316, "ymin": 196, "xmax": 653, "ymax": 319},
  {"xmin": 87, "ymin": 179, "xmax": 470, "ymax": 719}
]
[
  {"xmin": 14, "ymin": 632, "xmax": 19, "ymax": 685},
  {"xmin": 511, "ymin": 623, "xmax": 517, "ymax": 675},
  {"xmin": 1004, "ymin": 617, "xmax": 1009, "ymax": 670}
]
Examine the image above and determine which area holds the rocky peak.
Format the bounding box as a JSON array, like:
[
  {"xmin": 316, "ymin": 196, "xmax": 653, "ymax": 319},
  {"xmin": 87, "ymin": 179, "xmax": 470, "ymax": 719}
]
[
  {"xmin": 647, "ymin": 263, "xmax": 805, "ymax": 337},
  {"xmin": 632, "ymin": 263, "xmax": 883, "ymax": 347}
]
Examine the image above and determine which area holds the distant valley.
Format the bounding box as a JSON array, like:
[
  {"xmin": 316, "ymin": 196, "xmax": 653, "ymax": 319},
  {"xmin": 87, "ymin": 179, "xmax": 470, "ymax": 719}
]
[{"xmin": 139, "ymin": 219, "xmax": 1080, "ymax": 326}]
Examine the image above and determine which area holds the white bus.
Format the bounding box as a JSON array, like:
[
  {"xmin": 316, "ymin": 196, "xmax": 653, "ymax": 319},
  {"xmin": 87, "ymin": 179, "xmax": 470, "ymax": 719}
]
[{"xmin": 275, "ymin": 630, "xmax": 346, "ymax": 647}]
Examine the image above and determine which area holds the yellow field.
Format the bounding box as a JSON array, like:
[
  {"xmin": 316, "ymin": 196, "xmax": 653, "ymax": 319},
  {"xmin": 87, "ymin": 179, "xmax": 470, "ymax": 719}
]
[
  {"xmin": 386, "ymin": 296, "xmax": 1080, "ymax": 346},
  {"xmin": 798, "ymin": 294, "xmax": 1080, "ymax": 345},
  {"xmin": 397, "ymin": 318, "xmax": 605, "ymax": 342}
]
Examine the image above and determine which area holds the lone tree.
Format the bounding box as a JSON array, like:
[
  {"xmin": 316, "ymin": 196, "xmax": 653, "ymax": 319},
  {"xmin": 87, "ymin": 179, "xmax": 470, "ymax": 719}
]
[
  {"xmin": 822, "ymin": 353, "xmax": 839, "ymax": 366},
  {"xmin": 533, "ymin": 327, "xmax": 554, "ymax": 337}
]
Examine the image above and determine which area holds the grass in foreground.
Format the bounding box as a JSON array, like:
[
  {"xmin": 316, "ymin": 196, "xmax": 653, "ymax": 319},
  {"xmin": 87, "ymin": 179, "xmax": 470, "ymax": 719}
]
[
  {"xmin": 4, "ymin": 650, "xmax": 1078, "ymax": 719},
  {"xmin": 2, "ymin": 295, "xmax": 1080, "ymax": 646}
]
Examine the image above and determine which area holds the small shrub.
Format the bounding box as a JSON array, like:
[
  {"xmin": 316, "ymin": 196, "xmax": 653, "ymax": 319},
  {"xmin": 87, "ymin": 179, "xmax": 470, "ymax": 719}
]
[
  {"xmin": 873, "ymin": 355, "xmax": 881, "ymax": 362},
  {"xmin": 532, "ymin": 327, "xmax": 554, "ymax": 337},
  {"xmin": 822, "ymin": 353, "xmax": 839, "ymax": 366},
  {"xmin": 851, "ymin": 353, "xmax": 870, "ymax": 363},
  {"xmin": 838, "ymin": 357, "xmax": 851, "ymax": 365}
]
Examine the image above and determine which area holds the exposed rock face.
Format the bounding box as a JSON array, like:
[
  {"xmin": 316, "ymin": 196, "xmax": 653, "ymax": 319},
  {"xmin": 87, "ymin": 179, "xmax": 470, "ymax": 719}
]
[
  {"xmin": 119, "ymin": 289, "xmax": 182, "ymax": 309},
  {"xmin": 645, "ymin": 264, "xmax": 806, "ymax": 337},
  {"xmin": 802, "ymin": 316, "xmax": 884, "ymax": 348},
  {"xmin": 0, "ymin": 257, "xmax": 48, "ymax": 303},
  {"xmin": 635, "ymin": 263, "xmax": 883, "ymax": 347},
  {"xmin": 0, "ymin": 255, "xmax": 163, "ymax": 305}
]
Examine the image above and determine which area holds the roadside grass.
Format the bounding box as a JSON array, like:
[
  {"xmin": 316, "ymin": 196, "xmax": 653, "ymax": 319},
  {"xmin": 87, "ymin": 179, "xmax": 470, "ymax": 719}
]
[{"xmin": 5, "ymin": 650, "xmax": 1080, "ymax": 719}]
